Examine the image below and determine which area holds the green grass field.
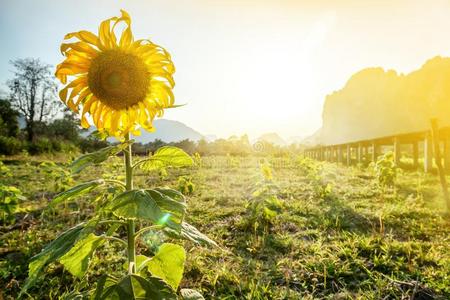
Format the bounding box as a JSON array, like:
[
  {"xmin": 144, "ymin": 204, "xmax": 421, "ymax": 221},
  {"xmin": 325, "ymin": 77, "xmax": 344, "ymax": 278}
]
[{"xmin": 1, "ymin": 154, "xmax": 449, "ymax": 299}]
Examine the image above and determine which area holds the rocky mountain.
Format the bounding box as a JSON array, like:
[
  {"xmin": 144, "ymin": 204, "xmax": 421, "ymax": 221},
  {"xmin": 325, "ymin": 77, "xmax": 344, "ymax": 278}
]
[
  {"xmin": 256, "ymin": 132, "xmax": 287, "ymax": 146},
  {"xmin": 309, "ymin": 56, "xmax": 450, "ymax": 145},
  {"xmin": 81, "ymin": 119, "xmax": 204, "ymax": 143},
  {"xmin": 130, "ymin": 119, "xmax": 204, "ymax": 143}
]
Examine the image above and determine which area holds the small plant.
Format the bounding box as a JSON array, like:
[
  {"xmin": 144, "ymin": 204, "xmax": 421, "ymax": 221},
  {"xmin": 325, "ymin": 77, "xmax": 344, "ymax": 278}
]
[
  {"xmin": 193, "ymin": 152, "xmax": 202, "ymax": 167},
  {"xmin": 39, "ymin": 161, "xmax": 75, "ymax": 193},
  {"xmin": 300, "ymin": 158, "xmax": 334, "ymax": 200},
  {"xmin": 178, "ymin": 176, "xmax": 196, "ymax": 195},
  {"xmin": 0, "ymin": 185, "xmax": 25, "ymax": 224},
  {"xmin": 245, "ymin": 162, "xmax": 283, "ymax": 233},
  {"xmin": 0, "ymin": 161, "xmax": 12, "ymax": 177},
  {"xmin": 375, "ymin": 151, "xmax": 398, "ymax": 188}
]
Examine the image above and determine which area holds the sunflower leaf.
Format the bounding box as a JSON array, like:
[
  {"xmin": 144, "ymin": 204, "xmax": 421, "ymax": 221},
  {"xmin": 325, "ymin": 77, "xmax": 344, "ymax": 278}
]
[
  {"xmin": 18, "ymin": 223, "xmax": 93, "ymax": 299},
  {"xmin": 51, "ymin": 179, "xmax": 105, "ymax": 206},
  {"xmin": 147, "ymin": 243, "xmax": 186, "ymax": 290},
  {"xmin": 140, "ymin": 146, "xmax": 193, "ymax": 171},
  {"xmin": 71, "ymin": 141, "xmax": 132, "ymax": 174},
  {"xmin": 106, "ymin": 189, "xmax": 183, "ymax": 231},
  {"xmin": 99, "ymin": 274, "xmax": 177, "ymax": 299},
  {"xmin": 164, "ymin": 222, "xmax": 217, "ymax": 247},
  {"xmin": 58, "ymin": 233, "xmax": 104, "ymax": 278}
]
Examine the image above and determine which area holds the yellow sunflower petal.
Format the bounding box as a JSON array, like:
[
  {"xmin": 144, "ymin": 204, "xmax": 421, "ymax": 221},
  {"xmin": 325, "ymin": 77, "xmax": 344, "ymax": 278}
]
[{"xmin": 65, "ymin": 30, "xmax": 100, "ymax": 46}]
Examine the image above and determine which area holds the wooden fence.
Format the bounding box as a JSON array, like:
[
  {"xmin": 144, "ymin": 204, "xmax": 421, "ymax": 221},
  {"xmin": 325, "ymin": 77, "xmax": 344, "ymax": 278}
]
[{"xmin": 304, "ymin": 127, "xmax": 450, "ymax": 172}]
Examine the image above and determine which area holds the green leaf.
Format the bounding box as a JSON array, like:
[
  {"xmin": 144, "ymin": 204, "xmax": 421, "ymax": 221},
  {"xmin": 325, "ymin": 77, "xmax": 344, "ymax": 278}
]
[
  {"xmin": 141, "ymin": 146, "xmax": 193, "ymax": 171},
  {"xmin": 18, "ymin": 223, "xmax": 91, "ymax": 298},
  {"xmin": 165, "ymin": 222, "xmax": 217, "ymax": 247},
  {"xmin": 180, "ymin": 289, "xmax": 205, "ymax": 300},
  {"xmin": 122, "ymin": 254, "xmax": 151, "ymax": 273},
  {"xmin": 106, "ymin": 189, "xmax": 183, "ymax": 231},
  {"xmin": 51, "ymin": 180, "xmax": 105, "ymax": 206},
  {"xmin": 59, "ymin": 233, "xmax": 104, "ymax": 278},
  {"xmin": 71, "ymin": 141, "xmax": 132, "ymax": 174},
  {"xmin": 147, "ymin": 243, "xmax": 186, "ymax": 290},
  {"xmin": 99, "ymin": 274, "xmax": 177, "ymax": 299},
  {"xmin": 92, "ymin": 274, "xmax": 118, "ymax": 300},
  {"xmin": 146, "ymin": 188, "xmax": 186, "ymax": 225}
]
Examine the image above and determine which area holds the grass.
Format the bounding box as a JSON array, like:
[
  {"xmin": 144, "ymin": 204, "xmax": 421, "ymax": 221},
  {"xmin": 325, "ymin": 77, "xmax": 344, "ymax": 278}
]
[{"xmin": 1, "ymin": 154, "xmax": 449, "ymax": 299}]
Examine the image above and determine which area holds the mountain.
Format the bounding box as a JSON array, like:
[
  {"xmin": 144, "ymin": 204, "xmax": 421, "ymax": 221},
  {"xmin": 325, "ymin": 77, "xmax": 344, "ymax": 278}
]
[
  {"xmin": 81, "ymin": 119, "xmax": 204, "ymax": 143},
  {"xmin": 309, "ymin": 56, "xmax": 450, "ymax": 145},
  {"xmin": 287, "ymin": 135, "xmax": 306, "ymax": 145},
  {"xmin": 256, "ymin": 132, "xmax": 287, "ymax": 146},
  {"xmin": 131, "ymin": 119, "xmax": 204, "ymax": 143}
]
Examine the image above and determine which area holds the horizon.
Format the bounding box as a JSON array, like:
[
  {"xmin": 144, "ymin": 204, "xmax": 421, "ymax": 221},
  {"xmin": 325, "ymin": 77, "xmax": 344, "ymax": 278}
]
[{"xmin": 2, "ymin": 0, "xmax": 450, "ymax": 138}]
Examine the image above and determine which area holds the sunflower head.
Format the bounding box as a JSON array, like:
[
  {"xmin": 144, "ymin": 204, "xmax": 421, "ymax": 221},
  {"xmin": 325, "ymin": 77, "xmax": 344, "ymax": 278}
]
[{"xmin": 55, "ymin": 10, "xmax": 175, "ymax": 138}]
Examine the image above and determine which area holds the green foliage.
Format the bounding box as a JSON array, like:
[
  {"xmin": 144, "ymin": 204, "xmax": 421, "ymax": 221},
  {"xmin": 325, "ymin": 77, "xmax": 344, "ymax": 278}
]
[
  {"xmin": 0, "ymin": 161, "xmax": 12, "ymax": 177},
  {"xmin": 0, "ymin": 136, "xmax": 23, "ymax": 155},
  {"xmin": 51, "ymin": 179, "xmax": 105, "ymax": 206},
  {"xmin": 147, "ymin": 243, "xmax": 186, "ymax": 290},
  {"xmin": 27, "ymin": 137, "xmax": 54, "ymax": 154},
  {"xmin": 59, "ymin": 233, "xmax": 104, "ymax": 278},
  {"xmin": 17, "ymin": 143, "xmax": 212, "ymax": 299},
  {"xmin": 245, "ymin": 163, "xmax": 283, "ymax": 233},
  {"xmin": 375, "ymin": 151, "xmax": 398, "ymax": 188},
  {"xmin": 299, "ymin": 157, "xmax": 334, "ymax": 200},
  {"xmin": 70, "ymin": 141, "xmax": 132, "ymax": 174},
  {"xmin": 106, "ymin": 188, "xmax": 185, "ymax": 231},
  {"xmin": 40, "ymin": 161, "xmax": 75, "ymax": 192},
  {"xmin": 19, "ymin": 223, "xmax": 93, "ymax": 298},
  {"xmin": 5, "ymin": 154, "xmax": 450, "ymax": 299},
  {"xmin": 0, "ymin": 185, "xmax": 24, "ymax": 224},
  {"xmin": 0, "ymin": 99, "xmax": 19, "ymax": 137},
  {"xmin": 94, "ymin": 274, "xmax": 177, "ymax": 299},
  {"xmin": 165, "ymin": 222, "xmax": 218, "ymax": 247},
  {"xmin": 140, "ymin": 146, "xmax": 193, "ymax": 171},
  {"xmin": 193, "ymin": 152, "xmax": 202, "ymax": 167},
  {"xmin": 178, "ymin": 176, "xmax": 195, "ymax": 195}
]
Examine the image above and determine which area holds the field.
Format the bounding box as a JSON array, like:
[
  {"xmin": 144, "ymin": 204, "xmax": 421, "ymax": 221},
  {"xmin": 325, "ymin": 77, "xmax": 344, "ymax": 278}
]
[{"xmin": 1, "ymin": 154, "xmax": 450, "ymax": 299}]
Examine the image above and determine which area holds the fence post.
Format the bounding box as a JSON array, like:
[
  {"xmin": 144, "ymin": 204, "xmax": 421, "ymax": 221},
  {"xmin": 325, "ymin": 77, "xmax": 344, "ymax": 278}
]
[{"xmin": 430, "ymin": 118, "xmax": 450, "ymax": 211}]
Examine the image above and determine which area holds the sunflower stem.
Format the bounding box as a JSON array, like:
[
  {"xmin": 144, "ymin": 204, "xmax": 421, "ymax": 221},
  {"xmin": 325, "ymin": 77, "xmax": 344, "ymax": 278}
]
[{"xmin": 124, "ymin": 133, "xmax": 136, "ymax": 274}]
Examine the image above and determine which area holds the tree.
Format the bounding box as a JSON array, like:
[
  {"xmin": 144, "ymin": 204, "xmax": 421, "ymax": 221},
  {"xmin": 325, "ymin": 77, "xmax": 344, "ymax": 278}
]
[
  {"xmin": 7, "ymin": 58, "xmax": 61, "ymax": 141},
  {"xmin": 47, "ymin": 112, "xmax": 81, "ymax": 142},
  {"xmin": 0, "ymin": 99, "xmax": 19, "ymax": 137}
]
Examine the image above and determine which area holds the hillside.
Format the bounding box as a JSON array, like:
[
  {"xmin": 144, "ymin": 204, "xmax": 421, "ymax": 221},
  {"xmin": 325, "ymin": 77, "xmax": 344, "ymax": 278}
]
[
  {"xmin": 311, "ymin": 56, "xmax": 450, "ymax": 145},
  {"xmin": 256, "ymin": 132, "xmax": 287, "ymax": 146}
]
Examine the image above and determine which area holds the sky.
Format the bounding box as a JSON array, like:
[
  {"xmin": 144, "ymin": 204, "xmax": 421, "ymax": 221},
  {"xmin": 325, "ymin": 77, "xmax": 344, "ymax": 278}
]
[{"xmin": 1, "ymin": 0, "xmax": 450, "ymax": 140}]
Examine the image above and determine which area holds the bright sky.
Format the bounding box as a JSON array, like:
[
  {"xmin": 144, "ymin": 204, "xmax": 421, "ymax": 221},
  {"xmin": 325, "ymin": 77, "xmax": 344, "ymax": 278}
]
[{"xmin": 1, "ymin": 0, "xmax": 450, "ymax": 139}]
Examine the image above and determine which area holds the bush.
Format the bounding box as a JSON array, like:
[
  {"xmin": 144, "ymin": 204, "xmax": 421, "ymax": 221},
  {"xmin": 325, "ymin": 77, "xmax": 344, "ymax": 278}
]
[
  {"xmin": 0, "ymin": 136, "xmax": 23, "ymax": 155},
  {"xmin": 50, "ymin": 139, "xmax": 79, "ymax": 153},
  {"xmin": 27, "ymin": 138, "xmax": 53, "ymax": 155}
]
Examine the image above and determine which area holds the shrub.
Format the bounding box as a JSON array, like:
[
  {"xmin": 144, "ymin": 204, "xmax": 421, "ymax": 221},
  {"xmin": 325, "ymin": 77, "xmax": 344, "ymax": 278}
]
[
  {"xmin": 178, "ymin": 176, "xmax": 195, "ymax": 195},
  {"xmin": 375, "ymin": 151, "xmax": 397, "ymax": 188},
  {"xmin": 245, "ymin": 162, "xmax": 283, "ymax": 233},
  {"xmin": 0, "ymin": 136, "xmax": 23, "ymax": 155},
  {"xmin": 27, "ymin": 138, "xmax": 53, "ymax": 154},
  {"xmin": 0, "ymin": 185, "xmax": 25, "ymax": 225}
]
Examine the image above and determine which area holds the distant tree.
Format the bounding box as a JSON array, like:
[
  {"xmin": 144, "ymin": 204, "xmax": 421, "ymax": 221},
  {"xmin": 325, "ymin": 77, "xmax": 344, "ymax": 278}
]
[
  {"xmin": 145, "ymin": 139, "xmax": 167, "ymax": 153},
  {"xmin": 7, "ymin": 58, "xmax": 61, "ymax": 141},
  {"xmin": 172, "ymin": 139, "xmax": 196, "ymax": 154},
  {"xmin": 0, "ymin": 99, "xmax": 19, "ymax": 137},
  {"xmin": 47, "ymin": 112, "xmax": 81, "ymax": 142}
]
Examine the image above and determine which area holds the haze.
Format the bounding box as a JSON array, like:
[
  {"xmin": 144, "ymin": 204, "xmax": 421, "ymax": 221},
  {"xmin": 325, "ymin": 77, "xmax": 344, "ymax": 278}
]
[{"xmin": 1, "ymin": 0, "xmax": 450, "ymax": 139}]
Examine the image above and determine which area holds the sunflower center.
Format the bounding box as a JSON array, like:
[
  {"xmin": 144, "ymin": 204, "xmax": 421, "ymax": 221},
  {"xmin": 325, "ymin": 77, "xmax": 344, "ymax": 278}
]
[{"xmin": 88, "ymin": 50, "xmax": 149, "ymax": 110}]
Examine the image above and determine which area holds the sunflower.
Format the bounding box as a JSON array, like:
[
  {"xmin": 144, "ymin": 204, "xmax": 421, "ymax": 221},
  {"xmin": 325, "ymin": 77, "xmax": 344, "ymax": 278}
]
[{"xmin": 55, "ymin": 10, "xmax": 175, "ymax": 138}]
